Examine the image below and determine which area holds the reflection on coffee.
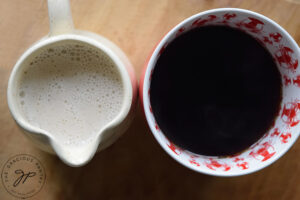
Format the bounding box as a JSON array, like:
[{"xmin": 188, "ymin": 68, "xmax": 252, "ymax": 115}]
[
  {"xmin": 17, "ymin": 41, "xmax": 124, "ymax": 146},
  {"xmin": 150, "ymin": 25, "xmax": 282, "ymax": 156}
]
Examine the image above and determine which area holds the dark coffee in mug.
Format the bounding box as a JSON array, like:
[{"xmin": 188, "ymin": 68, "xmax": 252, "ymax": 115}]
[{"xmin": 150, "ymin": 25, "xmax": 282, "ymax": 156}]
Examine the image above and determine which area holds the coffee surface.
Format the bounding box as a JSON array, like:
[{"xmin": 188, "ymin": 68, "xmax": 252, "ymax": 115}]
[
  {"xmin": 17, "ymin": 41, "xmax": 124, "ymax": 146},
  {"xmin": 150, "ymin": 25, "xmax": 282, "ymax": 156}
]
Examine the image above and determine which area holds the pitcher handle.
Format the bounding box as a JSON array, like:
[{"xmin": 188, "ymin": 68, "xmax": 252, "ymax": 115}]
[{"xmin": 47, "ymin": 0, "xmax": 74, "ymax": 36}]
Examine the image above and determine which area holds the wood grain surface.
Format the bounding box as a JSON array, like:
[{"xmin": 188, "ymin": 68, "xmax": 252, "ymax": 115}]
[{"xmin": 1, "ymin": 0, "xmax": 300, "ymax": 199}]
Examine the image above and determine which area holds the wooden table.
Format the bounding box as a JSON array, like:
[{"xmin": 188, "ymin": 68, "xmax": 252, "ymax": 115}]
[{"xmin": 1, "ymin": 0, "xmax": 300, "ymax": 199}]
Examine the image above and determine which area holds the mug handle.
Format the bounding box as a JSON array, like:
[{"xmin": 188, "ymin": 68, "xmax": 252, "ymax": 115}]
[{"xmin": 47, "ymin": 0, "xmax": 74, "ymax": 36}]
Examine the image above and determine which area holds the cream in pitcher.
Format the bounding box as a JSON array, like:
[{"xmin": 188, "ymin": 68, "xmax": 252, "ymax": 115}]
[{"xmin": 17, "ymin": 41, "xmax": 124, "ymax": 146}]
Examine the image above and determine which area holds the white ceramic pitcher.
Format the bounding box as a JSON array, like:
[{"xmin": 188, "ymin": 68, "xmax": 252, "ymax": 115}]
[{"xmin": 7, "ymin": 0, "xmax": 137, "ymax": 167}]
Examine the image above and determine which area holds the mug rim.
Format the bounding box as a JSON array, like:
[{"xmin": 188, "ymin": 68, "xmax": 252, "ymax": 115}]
[
  {"xmin": 7, "ymin": 34, "xmax": 133, "ymax": 166},
  {"xmin": 142, "ymin": 8, "xmax": 300, "ymax": 176}
]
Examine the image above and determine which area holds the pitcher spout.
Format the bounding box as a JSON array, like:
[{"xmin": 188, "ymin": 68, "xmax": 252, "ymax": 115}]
[{"xmin": 51, "ymin": 139, "xmax": 99, "ymax": 167}]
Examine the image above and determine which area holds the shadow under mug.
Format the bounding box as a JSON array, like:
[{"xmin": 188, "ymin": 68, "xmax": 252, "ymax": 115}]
[{"xmin": 140, "ymin": 8, "xmax": 300, "ymax": 176}]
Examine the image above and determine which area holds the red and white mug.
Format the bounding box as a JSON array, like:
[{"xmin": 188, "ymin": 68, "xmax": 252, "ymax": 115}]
[{"xmin": 140, "ymin": 8, "xmax": 300, "ymax": 176}]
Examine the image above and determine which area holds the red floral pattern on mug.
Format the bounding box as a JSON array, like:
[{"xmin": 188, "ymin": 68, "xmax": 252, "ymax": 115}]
[
  {"xmin": 236, "ymin": 17, "xmax": 264, "ymax": 33},
  {"xmin": 280, "ymin": 133, "xmax": 292, "ymax": 143},
  {"xmin": 192, "ymin": 15, "xmax": 217, "ymax": 27},
  {"xmin": 167, "ymin": 141, "xmax": 181, "ymax": 155},
  {"xmin": 249, "ymin": 142, "xmax": 275, "ymax": 162},
  {"xmin": 205, "ymin": 158, "xmax": 231, "ymax": 171},
  {"xmin": 281, "ymin": 100, "xmax": 300, "ymax": 127},
  {"xmin": 275, "ymin": 46, "xmax": 298, "ymax": 72}
]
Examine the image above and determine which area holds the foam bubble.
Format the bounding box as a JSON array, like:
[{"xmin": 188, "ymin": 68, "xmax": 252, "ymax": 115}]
[{"xmin": 19, "ymin": 91, "xmax": 25, "ymax": 97}]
